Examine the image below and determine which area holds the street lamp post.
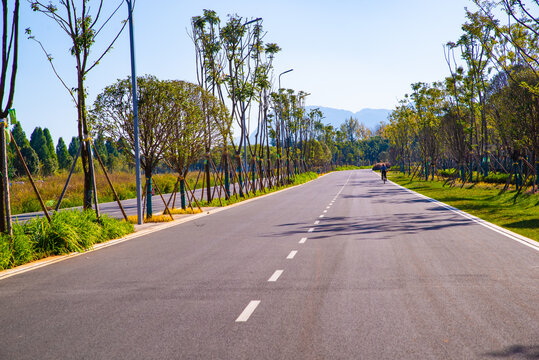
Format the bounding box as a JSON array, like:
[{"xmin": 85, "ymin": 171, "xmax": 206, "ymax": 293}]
[
  {"xmin": 126, "ymin": 0, "xmax": 142, "ymax": 225},
  {"xmin": 278, "ymin": 69, "xmax": 293, "ymax": 184}
]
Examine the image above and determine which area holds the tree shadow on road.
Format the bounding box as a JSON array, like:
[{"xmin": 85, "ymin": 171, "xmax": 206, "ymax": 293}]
[
  {"xmin": 269, "ymin": 212, "xmax": 472, "ymax": 241},
  {"xmin": 482, "ymin": 344, "xmax": 539, "ymax": 359}
]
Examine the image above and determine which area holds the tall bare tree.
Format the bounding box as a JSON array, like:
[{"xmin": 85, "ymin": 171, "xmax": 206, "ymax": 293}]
[
  {"xmin": 0, "ymin": 0, "xmax": 19, "ymax": 234},
  {"xmin": 29, "ymin": 0, "xmax": 127, "ymax": 210}
]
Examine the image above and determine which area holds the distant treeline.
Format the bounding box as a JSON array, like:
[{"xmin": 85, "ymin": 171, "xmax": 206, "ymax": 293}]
[
  {"xmin": 8, "ymin": 118, "xmax": 390, "ymax": 179},
  {"xmin": 8, "ymin": 124, "xmax": 129, "ymax": 178}
]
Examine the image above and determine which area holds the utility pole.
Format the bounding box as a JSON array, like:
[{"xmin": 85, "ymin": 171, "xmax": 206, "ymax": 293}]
[{"xmin": 126, "ymin": 0, "xmax": 142, "ymax": 224}]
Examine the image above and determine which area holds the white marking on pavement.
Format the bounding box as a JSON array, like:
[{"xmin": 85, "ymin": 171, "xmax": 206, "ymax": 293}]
[
  {"xmin": 314, "ymin": 220, "xmax": 320, "ymax": 225},
  {"xmin": 323, "ymin": 210, "xmax": 327, "ymax": 213},
  {"xmin": 268, "ymin": 270, "xmax": 284, "ymax": 282},
  {"xmin": 326, "ymin": 206, "xmax": 330, "ymax": 209},
  {"xmin": 319, "ymin": 215, "xmax": 324, "ymax": 218},
  {"xmin": 299, "ymin": 237, "xmax": 307, "ymax": 244},
  {"xmin": 287, "ymin": 251, "xmax": 298, "ymax": 259},
  {"xmin": 236, "ymin": 301, "xmax": 261, "ymax": 322},
  {"xmin": 308, "ymin": 228, "xmax": 314, "ymax": 233}
]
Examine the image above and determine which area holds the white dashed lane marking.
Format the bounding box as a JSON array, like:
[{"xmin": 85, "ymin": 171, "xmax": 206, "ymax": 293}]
[
  {"xmin": 287, "ymin": 251, "xmax": 297, "ymax": 259},
  {"xmin": 236, "ymin": 301, "xmax": 261, "ymax": 322},
  {"xmin": 299, "ymin": 237, "xmax": 307, "ymax": 244},
  {"xmin": 268, "ymin": 270, "xmax": 284, "ymax": 282}
]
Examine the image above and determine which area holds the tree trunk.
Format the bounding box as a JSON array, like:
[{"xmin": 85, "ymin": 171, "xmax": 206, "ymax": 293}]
[
  {"xmin": 77, "ymin": 72, "xmax": 95, "ymax": 210},
  {"xmin": 223, "ymin": 152, "xmax": 230, "ymax": 199},
  {"xmin": 145, "ymin": 168, "xmax": 153, "ymax": 218},
  {"xmin": 236, "ymin": 154, "xmax": 244, "ymax": 197},
  {"xmin": 205, "ymin": 156, "xmax": 211, "ymax": 202},
  {"xmin": 0, "ymin": 125, "xmax": 11, "ymax": 235},
  {"xmin": 179, "ymin": 178, "xmax": 186, "ymax": 209}
]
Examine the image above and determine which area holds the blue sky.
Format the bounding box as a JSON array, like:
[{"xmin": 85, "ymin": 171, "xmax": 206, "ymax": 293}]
[{"xmin": 14, "ymin": 0, "xmax": 475, "ymax": 144}]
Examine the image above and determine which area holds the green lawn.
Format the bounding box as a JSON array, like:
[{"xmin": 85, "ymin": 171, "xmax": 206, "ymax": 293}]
[{"xmin": 388, "ymin": 172, "xmax": 539, "ymax": 242}]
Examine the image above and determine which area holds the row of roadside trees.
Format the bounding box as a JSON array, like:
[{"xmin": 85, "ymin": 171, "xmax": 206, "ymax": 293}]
[
  {"xmin": 0, "ymin": 2, "xmax": 367, "ymax": 234},
  {"xmin": 384, "ymin": 0, "xmax": 539, "ymax": 192}
]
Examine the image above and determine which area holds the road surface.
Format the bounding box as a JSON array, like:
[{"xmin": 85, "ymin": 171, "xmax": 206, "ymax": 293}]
[{"xmin": 1, "ymin": 170, "xmax": 537, "ymax": 359}]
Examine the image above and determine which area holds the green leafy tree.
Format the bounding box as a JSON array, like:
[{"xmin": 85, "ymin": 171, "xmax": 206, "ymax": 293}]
[
  {"xmin": 164, "ymin": 81, "xmax": 224, "ymax": 208},
  {"xmin": 92, "ymin": 75, "xmax": 176, "ymax": 218}
]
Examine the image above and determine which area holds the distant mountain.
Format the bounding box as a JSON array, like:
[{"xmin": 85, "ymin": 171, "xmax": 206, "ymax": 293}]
[
  {"xmin": 306, "ymin": 106, "xmax": 391, "ymax": 131},
  {"xmin": 236, "ymin": 106, "xmax": 391, "ymax": 143}
]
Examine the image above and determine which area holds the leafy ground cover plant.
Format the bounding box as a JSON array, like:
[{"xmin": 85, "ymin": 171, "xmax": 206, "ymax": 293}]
[{"xmin": 0, "ymin": 210, "xmax": 133, "ymax": 270}]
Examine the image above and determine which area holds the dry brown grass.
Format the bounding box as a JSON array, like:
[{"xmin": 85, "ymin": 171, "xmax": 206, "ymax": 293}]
[
  {"xmin": 11, "ymin": 166, "xmax": 251, "ymax": 214},
  {"xmin": 11, "ymin": 170, "xmax": 137, "ymax": 214},
  {"xmin": 166, "ymin": 207, "xmax": 203, "ymax": 215},
  {"xmin": 127, "ymin": 214, "xmax": 174, "ymax": 224}
]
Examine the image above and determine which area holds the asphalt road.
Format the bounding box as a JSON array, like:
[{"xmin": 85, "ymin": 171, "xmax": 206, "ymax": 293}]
[{"xmin": 1, "ymin": 170, "xmax": 537, "ymax": 359}]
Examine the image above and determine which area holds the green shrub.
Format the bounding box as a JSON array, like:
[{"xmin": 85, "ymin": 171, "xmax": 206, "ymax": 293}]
[
  {"xmin": 0, "ymin": 210, "xmax": 135, "ymax": 270},
  {"xmin": 100, "ymin": 214, "xmax": 134, "ymax": 238},
  {"xmin": 11, "ymin": 226, "xmax": 34, "ymax": 266},
  {"xmin": 20, "ymin": 198, "xmax": 41, "ymax": 213},
  {"xmin": 438, "ymin": 169, "xmax": 457, "ymax": 178},
  {"xmin": 482, "ymin": 173, "xmax": 509, "ymax": 184},
  {"xmin": 0, "ymin": 235, "xmax": 11, "ymax": 270}
]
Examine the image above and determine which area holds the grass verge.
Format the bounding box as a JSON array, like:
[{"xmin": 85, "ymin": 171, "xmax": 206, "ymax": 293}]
[
  {"xmin": 0, "ymin": 210, "xmax": 134, "ymax": 270},
  {"xmin": 388, "ymin": 172, "xmax": 539, "ymax": 242}
]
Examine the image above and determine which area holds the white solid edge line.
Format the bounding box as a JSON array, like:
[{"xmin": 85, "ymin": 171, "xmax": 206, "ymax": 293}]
[
  {"xmin": 287, "ymin": 250, "xmax": 298, "ymax": 259},
  {"xmin": 268, "ymin": 270, "xmax": 284, "ymax": 282},
  {"xmin": 236, "ymin": 300, "xmax": 261, "ymax": 322},
  {"xmin": 389, "ymin": 180, "xmax": 539, "ymax": 252},
  {"xmin": 299, "ymin": 237, "xmax": 307, "ymax": 244},
  {"xmin": 308, "ymin": 228, "xmax": 314, "ymax": 233}
]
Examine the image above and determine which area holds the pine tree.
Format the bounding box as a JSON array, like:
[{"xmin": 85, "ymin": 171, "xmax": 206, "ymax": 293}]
[
  {"xmin": 43, "ymin": 128, "xmax": 59, "ymax": 174},
  {"xmin": 94, "ymin": 133, "xmax": 108, "ymax": 166},
  {"xmin": 11, "ymin": 122, "xmax": 29, "ymax": 148},
  {"xmin": 68, "ymin": 136, "xmax": 80, "ymax": 158},
  {"xmin": 105, "ymin": 139, "xmax": 120, "ymax": 171},
  {"xmin": 30, "ymin": 127, "xmax": 56, "ymax": 175},
  {"xmin": 18, "ymin": 146, "xmax": 40, "ymax": 175},
  {"xmin": 43, "ymin": 128, "xmax": 58, "ymax": 163},
  {"xmin": 11, "ymin": 123, "xmax": 40, "ymax": 176},
  {"xmin": 56, "ymin": 137, "xmax": 72, "ymax": 170},
  {"xmin": 30, "ymin": 127, "xmax": 49, "ymax": 161}
]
